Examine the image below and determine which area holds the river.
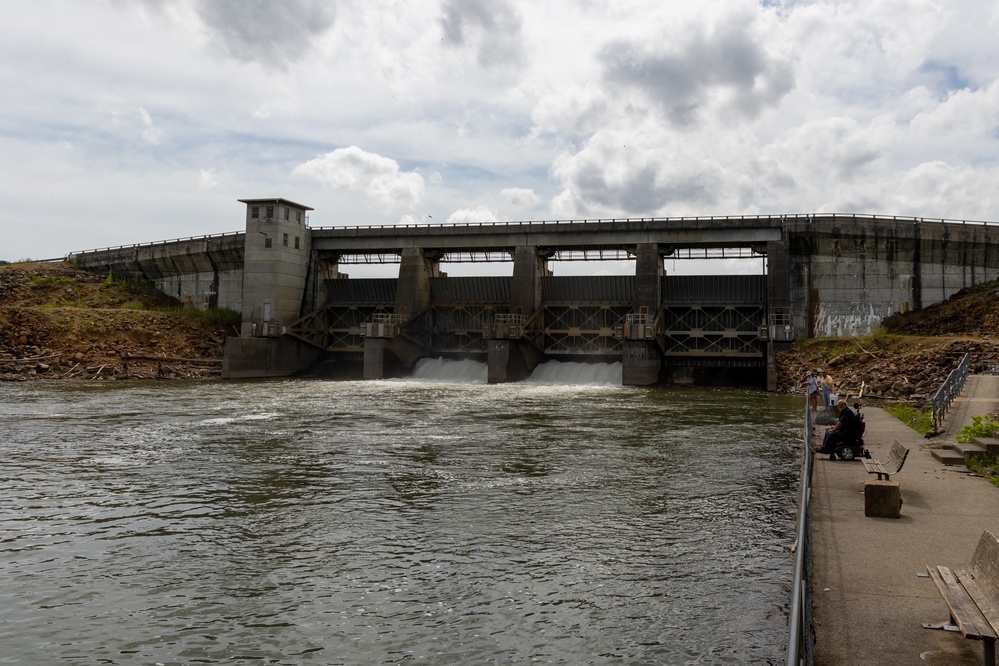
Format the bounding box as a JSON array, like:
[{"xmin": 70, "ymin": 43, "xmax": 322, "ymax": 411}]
[{"xmin": 1, "ymin": 360, "xmax": 802, "ymax": 664}]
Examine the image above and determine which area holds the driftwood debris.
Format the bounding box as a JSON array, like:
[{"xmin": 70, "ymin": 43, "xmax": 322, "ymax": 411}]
[
  {"xmin": 121, "ymin": 353, "xmax": 223, "ymax": 364},
  {"xmin": 0, "ymin": 352, "xmax": 60, "ymax": 364}
]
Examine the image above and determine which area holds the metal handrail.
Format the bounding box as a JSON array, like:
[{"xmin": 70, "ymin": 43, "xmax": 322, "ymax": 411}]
[
  {"xmin": 495, "ymin": 313, "xmax": 526, "ymax": 325},
  {"xmin": 62, "ymin": 213, "xmax": 999, "ymax": 259},
  {"xmin": 371, "ymin": 312, "xmax": 408, "ymax": 325},
  {"xmin": 787, "ymin": 401, "xmax": 815, "ymax": 666},
  {"xmin": 310, "ymin": 212, "xmax": 999, "ymax": 233},
  {"xmin": 931, "ymin": 353, "xmax": 972, "ymax": 431},
  {"xmin": 65, "ymin": 231, "xmax": 245, "ymax": 258}
]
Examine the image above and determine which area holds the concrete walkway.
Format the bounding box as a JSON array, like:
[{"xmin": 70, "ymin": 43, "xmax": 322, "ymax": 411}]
[
  {"xmin": 937, "ymin": 375, "xmax": 999, "ymax": 443},
  {"xmin": 812, "ymin": 376, "xmax": 999, "ymax": 665}
]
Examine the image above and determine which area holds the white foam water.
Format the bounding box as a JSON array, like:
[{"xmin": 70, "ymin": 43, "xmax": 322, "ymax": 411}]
[
  {"xmin": 526, "ymin": 360, "xmax": 623, "ymax": 385},
  {"xmin": 407, "ymin": 358, "xmax": 624, "ymax": 385},
  {"xmin": 409, "ymin": 357, "xmax": 489, "ymax": 383}
]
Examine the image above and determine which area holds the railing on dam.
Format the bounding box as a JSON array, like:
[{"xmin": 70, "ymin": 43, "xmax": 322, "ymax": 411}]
[
  {"xmin": 787, "ymin": 402, "xmax": 816, "ymax": 666},
  {"xmin": 310, "ymin": 212, "xmax": 999, "ymax": 232},
  {"xmin": 65, "ymin": 231, "xmax": 246, "ymax": 259},
  {"xmin": 63, "ymin": 212, "xmax": 998, "ymax": 261}
]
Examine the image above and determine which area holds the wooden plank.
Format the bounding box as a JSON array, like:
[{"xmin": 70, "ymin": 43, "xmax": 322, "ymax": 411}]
[
  {"xmin": 958, "ymin": 568, "xmax": 999, "ymax": 637},
  {"xmin": 927, "ymin": 566, "xmax": 996, "ymax": 640},
  {"xmin": 863, "ymin": 460, "xmax": 886, "ymax": 475},
  {"xmin": 973, "ymin": 532, "xmax": 999, "ymax": 585}
]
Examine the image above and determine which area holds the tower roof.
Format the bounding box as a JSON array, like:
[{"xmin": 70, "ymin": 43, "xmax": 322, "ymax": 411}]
[{"xmin": 237, "ymin": 198, "xmax": 313, "ymax": 211}]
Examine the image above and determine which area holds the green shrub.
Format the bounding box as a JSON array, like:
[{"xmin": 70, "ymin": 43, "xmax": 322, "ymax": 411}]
[
  {"xmin": 157, "ymin": 306, "xmax": 241, "ymax": 327},
  {"xmin": 966, "ymin": 454, "xmax": 999, "ymax": 489},
  {"xmin": 188, "ymin": 307, "xmax": 240, "ymax": 327},
  {"xmin": 31, "ymin": 275, "xmax": 78, "ymax": 286},
  {"xmin": 884, "ymin": 402, "xmax": 935, "ymax": 436},
  {"xmin": 103, "ymin": 271, "xmax": 155, "ymax": 291},
  {"xmin": 957, "ymin": 416, "xmax": 999, "ymax": 444}
]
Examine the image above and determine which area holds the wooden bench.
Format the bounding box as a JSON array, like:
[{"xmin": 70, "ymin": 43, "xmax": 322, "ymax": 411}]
[
  {"xmin": 926, "ymin": 530, "xmax": 999, "ymax": 665},
  {"xmin": 862, "ymin": 440, "xmax": 909, "ymax": 481}
]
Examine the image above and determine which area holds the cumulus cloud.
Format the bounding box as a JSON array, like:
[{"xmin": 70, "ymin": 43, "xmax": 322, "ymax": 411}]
[
  {"xmin": 762, "ymin": 116, "xmax": 889, "ymax": 185},
  {"xmin": 111, "ymin": 106, "xmax": 164, "ymax": 145},
  {"xmin": 889, "ymin": 161, "xmax": 999, "ymax": 220},
  {"xmin": 447, "ymin": 206, "xmax": 500, "ymax": 224},
  {"xmin": 440, "ymin": 0, "xmax": 526, "ymax": 69},
  {"xmin": 293, "ymin": 146, "xmax": 425, "ymax": 210},
  {"xmin": 909, "ymin": 81, "xmax": 999, "ymax": 154},
  {"xmin": 548, "ymin": 117, "xmax": 741, "ymax": 218},
  {"xmin": 600, "ymin": 9, "xmax": 794, "ymax": 125},
  {"xmin": 198, "ymin": 168, "xmax": 223, "ymax": 189},
  {"xmin": 500, "ymin": 187, "xmax": 539, "ymax": 207},
  {"xmin": 196, "ymin": 0, "xmax": 336, "ymax": 70},
  {"xmin": 7, "ymin": 0, "xmax": 999, "ymax": 261}
]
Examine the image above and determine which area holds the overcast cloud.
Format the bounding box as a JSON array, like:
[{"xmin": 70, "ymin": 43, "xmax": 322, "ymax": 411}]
[{"xmin": 1, "ymin": 0, "xmax": 998, "ymax": 261}]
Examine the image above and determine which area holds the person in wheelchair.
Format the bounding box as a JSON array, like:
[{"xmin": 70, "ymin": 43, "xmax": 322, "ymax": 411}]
[{"xmin": 818, "ymin": 399, "xmax": 860, "ymax": 457}]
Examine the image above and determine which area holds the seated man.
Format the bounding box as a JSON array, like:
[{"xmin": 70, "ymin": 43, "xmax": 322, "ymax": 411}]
[{"xmin": 819, "ymin": 399, "xmax": 860, "ymax": 456}]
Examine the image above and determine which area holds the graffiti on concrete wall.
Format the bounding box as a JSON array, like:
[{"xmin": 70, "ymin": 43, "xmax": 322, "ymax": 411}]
[{"xmin": 813, "ymin": 302, "xmax": 894, "ymax": 337}]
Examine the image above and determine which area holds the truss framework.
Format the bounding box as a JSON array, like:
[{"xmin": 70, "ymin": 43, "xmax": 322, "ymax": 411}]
[
  {"xmin": 403, "ymin": 305, "xmax": 506, "ymax": 354},
  {"xmin": 539, "ymin": 303, "xmax": 631, "ymax": 355},
  {"xmin": 287, "ymin": 304, "xmax": 391, "ymax": 351},
  {"xmin": 285, "ymin": 298, "xmax": 769, "ymax": 359},
  {"xmin": 660, "ymin": 304, "xmax": 765, "ymax": 357}
]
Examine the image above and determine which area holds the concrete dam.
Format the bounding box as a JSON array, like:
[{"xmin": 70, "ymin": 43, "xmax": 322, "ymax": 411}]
[{"xmin": 67, "ymin": 199, "xmax": 999, "ymax": 389}]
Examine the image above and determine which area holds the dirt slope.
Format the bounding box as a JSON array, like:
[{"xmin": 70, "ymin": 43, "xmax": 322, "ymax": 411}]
[
  {"xmin": 775, "ymin": 278, "xmax": 999, "ymax": 402},
  {"xmin": 0, "ymin": 262, "xmax": 236, "ymax": 381}
]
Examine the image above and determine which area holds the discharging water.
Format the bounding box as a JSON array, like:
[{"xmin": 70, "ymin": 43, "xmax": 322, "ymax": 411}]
[{"xmin": 1, "ymin": 362, "xmax": 802, "ymax": 664}]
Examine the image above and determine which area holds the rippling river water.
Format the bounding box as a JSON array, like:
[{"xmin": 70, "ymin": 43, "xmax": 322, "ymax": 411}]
[{"xmin": 1, "ymin": 362, "xmax": 802, "ymax": 665}]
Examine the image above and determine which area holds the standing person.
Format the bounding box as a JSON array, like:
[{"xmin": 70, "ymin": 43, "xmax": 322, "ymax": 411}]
[
  {"xmin": 803, "ymin": 369, "xmax": 819, "ymax": 411},
  {"xmin": 820, "ymin": 371, "xmax": 836, "ymax": 408}
]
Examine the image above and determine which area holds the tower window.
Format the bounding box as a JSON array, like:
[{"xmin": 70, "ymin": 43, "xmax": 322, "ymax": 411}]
[
  {"xmin": 283, "ymin": 233, "xmax": 289, "ymax": 247},
  {"xmin": 296, "ymin": 211, "xmax": 301, "ymax": 223},
  {"xmin": 294, "ymin": 236, "xmax": 300, "ymax": 249},
  {"xmin": 264, "ymin": 236, "xmax": 272, "ymax": 248},
  {"xmin": 284, "ymin": 208, "xmax": 290, "ymax": 220},
  {"xmin": 266, "ymin": 205, "xmax": 274, "ymax": 218},
  {"xmin": 251, "ymin": 206, "xmax": 259, "ymax": 219}
]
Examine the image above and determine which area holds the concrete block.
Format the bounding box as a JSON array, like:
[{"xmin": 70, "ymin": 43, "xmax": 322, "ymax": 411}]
[
  {"xmin": 975, "ymin": 437, "xmax": 999, "ymax": 456},
  {"xmin": 931, "ymin": 447, "xmax": 967, "ymax": 466},
  {"xmin": 957, "ymin": 442, "xmax": 990, "ymax": 464},
  {"xmin": 622, "ymin": 341, "xmax": 660, "ymax": 385},
  {"xmin": 865, "ymin": 480, "xmax": 902, "ymax": 519}
]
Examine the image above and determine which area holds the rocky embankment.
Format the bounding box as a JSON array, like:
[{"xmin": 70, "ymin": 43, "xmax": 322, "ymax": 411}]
[
  {"xmin": 775, "ymin": 278, "xmax": 999, "ymax": 404},
  {"xmin": 0, "ymin": 262, "xmax": 235, "ymax": 381},
  {"xmin": 775, "ymin": 337, "xmax": 999, "ymax": 402}
]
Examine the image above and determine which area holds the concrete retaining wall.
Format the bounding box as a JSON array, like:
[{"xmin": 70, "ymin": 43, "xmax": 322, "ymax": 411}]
[
  {"xmin": 69, "ymin": 234, "xmax": 245, "ymax": 311},
  {"xmin": 788, "ymin": 217, "xmax": 999, "ymax": 337}
]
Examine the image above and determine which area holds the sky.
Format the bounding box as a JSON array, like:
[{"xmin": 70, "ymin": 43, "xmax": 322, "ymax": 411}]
[{"xmin": 2, "ymin": 0, "xmax": 999, "ymax": 269}]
